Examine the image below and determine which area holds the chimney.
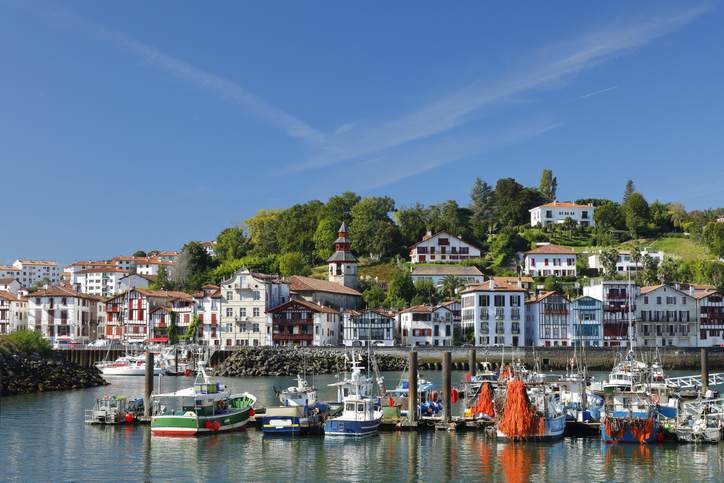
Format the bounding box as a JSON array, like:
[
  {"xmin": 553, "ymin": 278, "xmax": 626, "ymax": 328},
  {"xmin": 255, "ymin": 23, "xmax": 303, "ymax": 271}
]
[
  {"xmin": 517, "ymin": 278, "xmax": 522, "ymax": 288},
  {"xmin": 489, "ymin": 279, "xmax": 494, "ymax": 290},
  {"xmin": 690, "ymin": 286, "xmax": 694, "ymax": 296},
  {"xmin": 458, "ymin": 234, "xmax": 462, "ymax": 239}
]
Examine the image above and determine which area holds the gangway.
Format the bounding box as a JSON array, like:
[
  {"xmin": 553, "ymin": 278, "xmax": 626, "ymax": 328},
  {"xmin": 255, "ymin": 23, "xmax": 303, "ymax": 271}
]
[
  {"xmin": 682, "ymin": 398, "xmax": 724, "ymax": 417},
  {"xmin": 665, "ymin": 373, "xmax": 724, "ymax": 389}
]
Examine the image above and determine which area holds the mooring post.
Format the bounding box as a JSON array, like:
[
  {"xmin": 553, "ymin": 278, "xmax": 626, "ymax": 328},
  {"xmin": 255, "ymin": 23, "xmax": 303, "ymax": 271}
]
[
  {"xmin": 701, "ymin": 348, "xmax": 709, "ymax": 396},
  {"xmin": 145, "ymin": 352, "xmax": 154, "ymax": 417},
  {"xmin": 469, "ymin": 349, "xmax": 477, "ymax": 379},
  {"xmin": 442, "ymin": 351, "xmax": 451, "ymax": 424},
  {"xmin": 409, "ymin": 351, "xmax": 418, "ymax": 422}
]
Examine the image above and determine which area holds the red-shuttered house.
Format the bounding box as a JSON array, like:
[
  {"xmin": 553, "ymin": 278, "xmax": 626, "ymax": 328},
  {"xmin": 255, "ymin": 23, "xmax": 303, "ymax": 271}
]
[
  {"xmin": 193, "ymin": 285, "xmax": 221, "ymax": 345},
  {"xmin": 105, "ymin": 288, "xmax": 190, "ymax": 343}
]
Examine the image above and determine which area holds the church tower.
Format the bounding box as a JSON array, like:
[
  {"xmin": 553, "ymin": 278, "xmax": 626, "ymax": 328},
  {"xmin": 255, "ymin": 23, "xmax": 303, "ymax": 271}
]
[{"xmin": 326, "ymin": 222, "xmax": 358, "ymax": 290}]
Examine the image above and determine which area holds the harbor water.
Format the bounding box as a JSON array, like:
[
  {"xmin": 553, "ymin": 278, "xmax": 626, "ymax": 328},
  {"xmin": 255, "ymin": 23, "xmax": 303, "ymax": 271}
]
[{"xmin": 2, "ymin": 370, "xmax": 724, "ymax": 482}]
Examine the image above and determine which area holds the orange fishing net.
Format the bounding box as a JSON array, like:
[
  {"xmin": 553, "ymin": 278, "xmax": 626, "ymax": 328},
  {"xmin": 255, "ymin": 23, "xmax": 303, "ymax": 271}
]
[
  {"xmin": 604, "ymin": 418, "xmax": 625, "ymax": 441},
  {"xmin": 629, "ymin": 418, "xmax": 654, "ymax": 444},
  {"xmin": 498, "ymin": 380, "xmax": 543, "ymax": 440},
  {"xmin": 479, "ymin": 383, "xmax": 495, "ymax": 418}
]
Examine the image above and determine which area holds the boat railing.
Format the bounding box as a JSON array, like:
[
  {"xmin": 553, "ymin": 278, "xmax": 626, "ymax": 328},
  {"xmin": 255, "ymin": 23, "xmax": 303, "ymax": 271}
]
[{"xmin": 682, "ymin": 398, "xmax": 724, "ymax": 417}]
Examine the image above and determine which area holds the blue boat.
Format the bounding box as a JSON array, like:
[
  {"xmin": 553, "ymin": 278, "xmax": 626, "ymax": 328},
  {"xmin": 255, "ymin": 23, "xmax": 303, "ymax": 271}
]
[
  {"xmin": 324, "ymin": 355, "xmax": 382, "ymax": 437},
  {"xmin": 262, "ymin": 375, "xmax": 330, "ymax": 435},
  {"xmin": 601, "ymin": 391, "xmax": 662, "ymax": 443}
]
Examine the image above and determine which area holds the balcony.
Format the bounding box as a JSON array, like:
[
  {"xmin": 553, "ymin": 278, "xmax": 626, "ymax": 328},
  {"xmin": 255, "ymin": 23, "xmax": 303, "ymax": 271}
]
[
  {"xmin": 480, "ymin": 324, "xmax": 489, "ymax": 334},
  {"xmin": 480, "ymin": 311, "xmax": 489, "ymax": 320},
  {"xmin": 511, "ymin": 324, "xmax": 520, "ymax": 335},
  {"xmin": 272, "ymin": 333, "xmax": 313, "ymax": 341},
  {"xmin": 495, "ymin": 324, "xmax": 505, "ymax": 334},
  {"xmin": 543, "ymin": 307, "xmax": 568, "ymax": 315},
  {"xmin": 107, "ymin": 306, "xmax": 121, "ymax": 313},
  {"xmin": 603, "ymin": 303, "xmax": 635, "ymax": 312},
  {"xmin": 274, "ymin": 319, "xmax": 313, "ymax": 326}
]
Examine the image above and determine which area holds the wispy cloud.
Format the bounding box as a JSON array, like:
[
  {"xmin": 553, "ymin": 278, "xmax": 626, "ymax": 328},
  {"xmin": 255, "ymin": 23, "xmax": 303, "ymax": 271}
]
[
  {"xmin": 570, "ymin": 86, "xmax": 618, "ymax": 102},
  {"xmin": 21, "ymin": 2, "xmax": 325, "ymax": 144},
  {"xmin": 283, "ymin": 5, "xmax": 711, "ymax": 175}
]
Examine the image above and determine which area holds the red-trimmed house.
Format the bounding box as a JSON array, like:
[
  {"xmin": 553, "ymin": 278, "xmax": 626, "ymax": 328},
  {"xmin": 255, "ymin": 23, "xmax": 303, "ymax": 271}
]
[
  {"xmin": 696, "ymin": 291, "xmax": 724, "ymax": 347},
  {"xmin": 524, "ymin": 243, "xmax": 578, "ymax": 277},
  {"xmin": 525, "ymin": 291, "xmax": 572, "ymax": 347},
  {"xmin": 193, "ymin": 285, "xmax": 221, "ymax": 345},
  {"xmin": 266, "ymin": 299, "xmax": 341, "ymax": 347},
  {"xmin": 105, "ymin": 288, "xmax": 190, "ymax": 343},
  {"xmin": 409, "ymin": 231, "xmax": 482, "ymax": 264}
]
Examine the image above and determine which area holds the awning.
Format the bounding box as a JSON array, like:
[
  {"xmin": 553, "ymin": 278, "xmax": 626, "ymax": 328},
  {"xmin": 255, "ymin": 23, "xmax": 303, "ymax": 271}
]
[
  {"xmin": 55, "ymin": 337, "xmax": 72, "ymax": 340},
  {"xmin": 148, "ymin": 337, "xmax": 169, "ymax": 342}
]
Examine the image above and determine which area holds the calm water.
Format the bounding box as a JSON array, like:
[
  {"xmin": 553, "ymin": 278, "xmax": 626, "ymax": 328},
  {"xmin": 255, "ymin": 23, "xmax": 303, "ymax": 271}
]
[{"xmin": 2, "ymin": 369, "xmax": 724, "ymax": 482}]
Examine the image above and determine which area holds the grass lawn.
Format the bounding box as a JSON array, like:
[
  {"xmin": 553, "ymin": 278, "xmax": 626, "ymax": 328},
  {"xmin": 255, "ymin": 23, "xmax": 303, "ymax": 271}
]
[{"xmin": 647, "ymin": 237, "xmax": 709, "ymax": 260}]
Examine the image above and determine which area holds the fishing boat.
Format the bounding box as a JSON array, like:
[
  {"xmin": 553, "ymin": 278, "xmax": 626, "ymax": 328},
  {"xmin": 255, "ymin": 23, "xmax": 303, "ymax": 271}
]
[
  {"xmin": 85, "ymin": 395, "xmax": 145, "ymax": 425},
  {"xmin": 324, "ymin": 355, "xmax": 382, "ymax": 436},
  {"xmin": 150, "ymin": 362, "xmax": 256, "ymax": 436},
  {"xmin": 675, "ymin": 414, "xmax": 722, "ymax": 443},
  {"xmin": 601, "ymin": 390, "xmax": 662, "ymax": 443},
  {"xmin": 495, "ymin": 381, "xmax": 566, "ymax": 441},
  {"xmin": 262, "ymin": 374, "xmax": 330, "ymax": 434}
]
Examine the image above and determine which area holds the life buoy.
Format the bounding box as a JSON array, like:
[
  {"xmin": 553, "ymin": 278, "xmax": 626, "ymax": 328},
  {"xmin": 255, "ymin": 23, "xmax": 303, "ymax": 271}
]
[
  {"xmin": 218, "ymin": 400, "xmax": 225, "ymax": 411},
  {"xmin": 651, "ymin": 394, "xmax": 660, "ymax": 404}
]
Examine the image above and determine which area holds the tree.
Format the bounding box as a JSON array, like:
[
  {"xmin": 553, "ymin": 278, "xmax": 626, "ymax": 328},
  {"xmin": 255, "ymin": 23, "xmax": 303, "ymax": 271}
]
[
  {"xmin": 171, "ymin": 241, "xmax": 214, "ymax": 292},
  {"xmin": 642, "ymin": 253, "xmax": 659, "ymax": 286},
  {"xmin": 393, "ymin": 202, "xmax": 428, "ymax": 249},
  {"xmin": 133, "ymin": 250, "xmax": 147, "ymax": 258},
  {"xmin": 623, "ymin": 180, "xmax": 636, "ymax": 206},
  {"xmin": 563, "ymin": 216, "xmax": 578, "ymax": 240},
  {"xmin": 599, "ymin": 246, "xmax": 619, "ymax": 280},
  {"xmin": 214, "ymin": 224, "xmax": 249, "ymax": 263},
  {"xmin": 326, "ymin": 191, "xmax": 361, "ymax": 226},
  {"xmin": 704, "ymin": 222, "xmax": 724, "ymax": 258},
  {"xmin": 668, "ymin": 202, "xmax": 688, "ymax": 232},
  {"xmin": 349, "ymin": 196, "xmax": 395, "ymax": 257},
  {"xmin": 469, "ymin": 177, "xmax": 495, "ymax": 221},
  {"xmin": 657, "ymin": 257, "xmax": 679, "ymax": 285},
  {"xmin": 243, "ymin": 208, "xmax": 284, "ymax": 257},
  {"xmin": 625, "ymin": 192, "xmax": 650, "ymax": 239},
  {"xmin": 387, "ymin": 269, "xmax": 416, "ymax": 308},
  {"xmin": 414, "ymin": 278, "xmax": 439, "ymax": 305},
  {"xmin": 277, "ymin": 200, "xmax": 326, "ymax": 263},
  {"xmin": 539, "ymin": 169, "xmax": 557, "ymax": 203},
  {"xmin": 594, "ymin": 201, "xmax": 623, "ymax": 230},
  {"xmin": 313, "ymin": 218, "xmax": 338, "ymax": 262},
  {"xmin": 437, "ymin": 274, "xmax": 466, "ymax": 300},
  {"xmin": 544, "ymin": 275, "xmax": 561, "ymax": 293},
  {"xmin": 278, "ymin": 252, "xmax": 311, "ymax": 277},
  {"xmin": 156, "ymin": 264, "xmax": 173, "ymax": 290},
  {"xmin": 373, "ymin": 221, "xmax": 402, "ymax": 258},
  {"xmin": 363, "ymin": 284, "xmax": 387, "ymax": 309},
  {"xmin": 167, "ymin": 311, "xmax": 179, "ymax": 345}
]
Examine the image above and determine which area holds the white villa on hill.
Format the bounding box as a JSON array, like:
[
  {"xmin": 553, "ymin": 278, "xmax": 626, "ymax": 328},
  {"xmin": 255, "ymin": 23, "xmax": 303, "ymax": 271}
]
[
  {"xmin": 408, "ymin": 231, "xmax": 482, "ymax": 264},
  {"xmin": 529, "ymin": 201, "xmax": 595, "ymax": 228}
]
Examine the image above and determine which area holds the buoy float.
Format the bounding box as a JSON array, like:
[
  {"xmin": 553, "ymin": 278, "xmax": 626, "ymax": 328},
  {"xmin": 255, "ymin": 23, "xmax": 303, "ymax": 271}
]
[
  {"xmin": 249, "ymin": 409, "xmax": 255, "ymax": 417},
  {"xmin": 205, "ymin": 421, "xmax": 213, "ymax": 429},
  {"xmin": 451, "ymin": 389, "xmax": 459, "ymax": 404},
  {"xmin": 389, "ymin": 396, "xmax": 395, "ymax": 407},
  {"xmin": 657, "ymin": 432, "xmax": 664, "ymax": 442},
  {"xmin": 212, "ymin": 421, "xmax": 221, "ymax": 431},
  {"xmin": 431, "ymin": 391, "xmax": 438, "ymax": 402},
  {"xmin": 125, "ymin": 413, "xmax": 134, "ymax": 423},
  {"xmin": 466, "ymin": 373, "xmax": 471, "ymax": 382}
]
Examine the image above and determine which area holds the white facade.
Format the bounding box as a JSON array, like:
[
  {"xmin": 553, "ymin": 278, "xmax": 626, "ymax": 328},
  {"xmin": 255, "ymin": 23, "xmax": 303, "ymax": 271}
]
[
  {"xmin": 461, "ymin": 279, "xmax": 526, "ymax": 347},
  {"xmin": 409, "ymin": 231, "xmax": 482, "ymax": 264},
  {"xmin": 636, "ymin": 285, "xmax": 698, "ymax": 348},
  {"xmin": 135, "ymin": 259, "xmax": 175, "ymax": 276},
  {"xmin": 525, "ymin": 291, "xmax": 572, "ymax": 347},
  {"xmin": 343, "ymin": 309, "xmax": 397, "ymax": 347},
  {"xmin": 194, "ymin": 285, "xmax": 221, "ymax": 346},
  {"xmin": 588, "ymin": 247, "xmax": 664, "ymax": 273},
  {"xmin": 27, "ymin": 286, "xmax": 99, "ymax": 343},
  {"xmin": 73, "ymin": 268, "xmax": 129, "ymax": 297},
  {"xmin": 118, "ymin": 273, "xmax": 155, "ymax": 292},
  {"xmin": 0, "ymin": 265, "xmax": 22, "ymax": 283},
  {"xmin": 524, "ymin": 244, "xmax": 578, "ymax": 277},
  {"xmin": 0, "ymin": 292, "xmax": 28, "ymax": 334},
  {"xmin": 400, "ymin": 305, "xmax": 454, "ymax": 347},
  {"xmin": 0, "ymin": 278, "xmax": 21, "ymax": 294},
  {"xmin": 219, "ymin": 268, "xmax": 290, "ymax": 347},
  {"xmin": 696, "ymin": 291, "xmax": 724, "ymax": 347},
  {"xmin": 410, "ymin": 266, "xmax": 484, "ymax": 289},
  {"xmin": 529, "ymin": 202, "xmax": 595, "ymax": 228},
  {"xmin": 13, "ymin": 260, "xmax": 61, "ymax": 287}
]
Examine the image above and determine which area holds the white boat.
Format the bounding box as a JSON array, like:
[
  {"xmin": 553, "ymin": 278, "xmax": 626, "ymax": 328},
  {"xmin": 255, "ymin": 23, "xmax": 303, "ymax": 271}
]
[
  {"xmin": 324, "ymin": 355, "xmax": 382, "ymax": 436},
  {"xmin": 85, "ymin": 395, "xmax": 145, "ymax": 425},
  {"xmin": 96, "ymin": 355, "xmax": 166, "ymax": 376},
  {"xmin": 263, "ymin": 374, "xmax": 330, "ymax": 434},
  {"xmin": 676, "ymin": 415, "xmax": 722, "ymax": 443}
]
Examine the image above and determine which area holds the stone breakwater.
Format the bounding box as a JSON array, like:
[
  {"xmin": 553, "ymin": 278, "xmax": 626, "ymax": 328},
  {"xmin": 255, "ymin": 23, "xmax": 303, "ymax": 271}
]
[
  {"xmin": 211, "ymin": 346, "xmax": 724, "ymax": 376},
  {"xmin": 0, "ymin": 352, "xmax": 108, "ymax": 396}
]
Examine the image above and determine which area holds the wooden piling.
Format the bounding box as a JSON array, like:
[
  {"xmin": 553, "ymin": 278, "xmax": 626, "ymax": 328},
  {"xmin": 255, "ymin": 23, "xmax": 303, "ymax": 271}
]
[
  {"xmin": 442, "ymin": 351, "xmax": 451, "ymax": 424},
  {"xmin": 145, "ymin": 352, "xmax": 154, "ymax": 417},
  {"xmin": 701, "ymin": 348, "xmax": 709, "ymax": 394},
  {"xmin": 409, "ymin": 351, "xmax": 418, "ymax": 422},
  {"xmin": 469, "ymin": 349, "xmax": 476, "ymax": 379}
]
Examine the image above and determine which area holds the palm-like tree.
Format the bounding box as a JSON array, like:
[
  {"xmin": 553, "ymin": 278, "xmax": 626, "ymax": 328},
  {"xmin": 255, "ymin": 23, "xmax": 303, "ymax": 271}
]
[
  {"xmin": 630, "ymin": 242, "xmax": 642, "ymax": 281},
  {"xmin": 599, "ymin": 246, "xmax": 619, "ymax": 280},
  {"xmin": 437, "ymin": 274, "xmax": 466, "ymax": 300}
]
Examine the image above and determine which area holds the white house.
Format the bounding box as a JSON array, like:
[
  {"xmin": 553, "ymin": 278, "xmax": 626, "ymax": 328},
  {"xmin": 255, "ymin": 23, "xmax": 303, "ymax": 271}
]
[
  {"xmin": 218, "ymin": 268, "xmax": 290, "ymax": 347},
  {"xmin": 525, "ymin": 291, "xmax": 572, "ymax": 347},
  {"xmin": 523, "ymin": 244, "xmax": 578, "ymax": 277},
  {"xmin": 342, "ymin": 308, "xmax": 397, "ymax": 347},
  {"xmin": 27, "ymin": 285, "xmax": 100, "ymax": 344},
  {"xmin": 408, "ymin": 231, "xmax": 482, "ymax": 264},
  {"xmin": 118, "ymin": 273, "xmax": 157, "ymax": 292},
  {"xmin": 135, "ymin": 258, "xmax": 175, "ymax": 277},
  {"xmin": 267, "ymin": 298, "xmax": 341, "ymax": 347},
  {"xmin": 400, "ymin": 304, "xmax": 454, "ymax": 347},
  {"xmin": 410, "ymin": 265, "xmax": 484, "ymax": 289},
  {"xmin": 72, "ymin": 267, "xmax": 129, "ymax": 297},
  {"xmin": 588, "ymin": 247, "xmax": 664, "ymax": 274},
  {"xmin": 529, "ymin": 201, "xmax": 595, "ymax": 228},
  {"xmin": 12, "ymin": 260, "xmax": 61, "ymax": 287},
  {"xmin": 583, "ymin": 279, "xmax": 638, "ymax": 347},
  {"xmin": 0, "ymin": 291, "xmax": 28, "ymax": 334},
  {"xmin": 111, "ymin": 256, "xmax": 147, "ymax": 272},
  {"xmin": 460, "ymin": 279, "xmax": 527, "ymax": 347},
  {"xmin": 637, "ymin": 284, "xmax": 698, "ymax": 347},
  {"xmin": 0, "ymin": 278, "xmax": 21, "ymax": 294},
  {"xmin": 0, "ymin": 265, "xmax": 22, "ymax": 283},
  {"xmin": 193, "ymin": 284, "xmax": 222, "ymax": 346}
]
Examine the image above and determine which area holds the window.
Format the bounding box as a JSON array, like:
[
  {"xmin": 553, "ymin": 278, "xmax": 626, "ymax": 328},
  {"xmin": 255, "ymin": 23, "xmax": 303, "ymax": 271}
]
[
  {"xmin": 479, "ymin": 295, "xmax": 490, "ymax": 307},
  {"xmin": 253, "ymin": 323, "xmax": 259, "ymax": 332},
  {"xmin": 510, "ymin": 295, "xmax": 520, "ymax": 307},
  {"xmin": 494, "ymin": 295, "xmax": 505, "ymax": 307},
  {"xmin": 644, "ymin": 296, "xmax": 649, "ymax": 304},
  {"xmin": 226, "ymin": 308, "xmax": 233, "ymax": 317},
  {"xmin": 239, "ymin": 308, "xmax": 246, "ymax": 317},
  {"xmin": 656, "ymin": 297, "xmax": 662, "ymax": 305},
  {"xmin": 545, "ymin": 258, "xmax": 549, "ymax": 266},
  {"xmin": 253, "ymin": 291, "xmax": 261, "ymax": 301},
  {"xmin": 226, "ymin": 291, "xmax": 233, "ymax": 301},
  {"xmin": 253, "ymin": 308, "xmax": 260, "ymax": 317}
]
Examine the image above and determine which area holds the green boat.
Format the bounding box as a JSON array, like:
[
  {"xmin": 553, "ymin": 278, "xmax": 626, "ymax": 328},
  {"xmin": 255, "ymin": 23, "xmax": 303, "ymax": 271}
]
[{"xmin": 151, "ymin": 363, "xmax": 256, "ymax": 436}]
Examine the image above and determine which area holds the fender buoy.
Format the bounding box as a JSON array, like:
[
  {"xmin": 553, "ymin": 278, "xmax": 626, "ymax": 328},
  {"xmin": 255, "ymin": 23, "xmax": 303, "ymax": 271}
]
[
  {"xmin": 451, "ymin": 389, "xmax": 458, "ymax": 404},
  {"xmin": 389, "ymin": 396, "xmax": 395, "ymax": 407},
  {"xmin": 651, "ymin": 394, "xmax": 660, "ymax": 404},
  {"xmin": 212, "ymin": 421, "xmax": 220, "ymax": 431},
  {"xmin": 249, "ymin": 408, "xmax": 255, "ymax": 417},
  {"xmin": 431, "ymin": 392, "xmax": 438, "ymax": 402},
  {"xmin": 184, "ymin": 369, "xmax": 192, "ymax": 376},
  {"xmin": 466, "ymin": 373, "xmax": 471, "ymax": 382},
  {"xmin": 205, "ymin": 421, "xmax": 213, "ymax": 429},
  {"xmin": 125, "ymin": 413, "xmax": 134, "ymax": 423}
]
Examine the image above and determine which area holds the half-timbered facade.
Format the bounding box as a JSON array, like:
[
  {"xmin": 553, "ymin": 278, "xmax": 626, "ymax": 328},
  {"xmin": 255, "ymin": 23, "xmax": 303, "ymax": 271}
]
[
  {"xmin": 696, "ymin": 291, "xmax": 724, "ymax": 347},
  {"xmin": 570, "ymin": 296, "xmax": 602, "ymax": 347},
  {"xmin": 584, "ymin": 279, "xmax": 638, "ymax": 347},
  {"xmin": 400, "ymin": 304, "xmax": 454, "ymax": 347},
  {"xmin": 344, "ymin": 308, "xmax": 396, "ymax": 347},
  {"xmin": 526, "ymin": 291, "xmax": 572, "ymax": 347},
  {"xmin": 267, "ymin": 299, "xmax": 340, "ymax": 347},
  {"xmin": 408, "ymin": 231, "xmax": 482, "ymax": 264},
  {"xmin": 105, "ymin": 289, "xmax": 189, "ymax": 343},
  {"xmin": 0, "ymin": 292, "xmax": 28, "ymax": 334},
  {"xmin": 27, "ymin": 285, "xmax": 100, "ymax": 344}
]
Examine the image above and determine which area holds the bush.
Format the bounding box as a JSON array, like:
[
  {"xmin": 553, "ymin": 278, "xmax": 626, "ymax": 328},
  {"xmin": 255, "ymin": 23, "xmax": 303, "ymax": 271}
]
[{"xmin": 0, "ymin": 330, "xmax": 52, "ymax": 356}]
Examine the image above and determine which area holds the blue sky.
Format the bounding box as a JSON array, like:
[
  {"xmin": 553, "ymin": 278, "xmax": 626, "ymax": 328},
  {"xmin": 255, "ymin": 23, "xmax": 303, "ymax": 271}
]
[{"xmin": 2, "ymin": 1, "xmax": 723, "ymax": 266}]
